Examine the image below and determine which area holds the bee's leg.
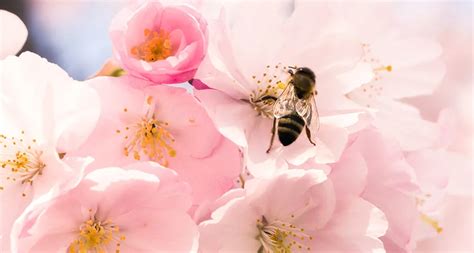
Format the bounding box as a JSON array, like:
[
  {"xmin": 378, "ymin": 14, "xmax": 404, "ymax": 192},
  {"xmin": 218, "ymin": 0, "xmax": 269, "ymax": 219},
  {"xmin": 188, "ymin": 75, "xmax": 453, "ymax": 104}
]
[
  {"xmin": 305, "ymin": 126, "xmax": 316, "ymax": 146},
  {"xmin": 266, "ymin": 118, "xmax": 277, "ymax": 153}
]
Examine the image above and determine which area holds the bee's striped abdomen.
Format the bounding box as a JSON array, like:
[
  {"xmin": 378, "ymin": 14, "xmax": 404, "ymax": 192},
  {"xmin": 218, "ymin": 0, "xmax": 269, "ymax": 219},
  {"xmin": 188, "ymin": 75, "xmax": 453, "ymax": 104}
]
[{"xmin": 277, "ymin": 113, "xmax": 305, "ymax": 146}]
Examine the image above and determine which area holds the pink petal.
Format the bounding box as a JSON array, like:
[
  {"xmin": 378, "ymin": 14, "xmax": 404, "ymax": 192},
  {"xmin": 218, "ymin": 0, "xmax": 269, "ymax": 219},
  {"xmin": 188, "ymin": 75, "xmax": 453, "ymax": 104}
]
[
  {"xmin": 114, "ymin": 210, "xmax": 198, "ymax": 252},
  {"xmin": 199, "ymin": 198, "xmax": 263, "ymax": 253},
  {"xmin": 372, "ymin": 37, "xmax": 442, "ymax": 69},
  {"xmin": 246, "ymin": 169, "xmax": 330, "ymax": 227},
  {"xmin": 329, "ymin": 149, "xmax": 368, "ymax": 197},
  {"xmin": 192, "ymin": 188, "xmax": 245, "ymax": 223},
  {"xmin": 313, "ymin": 199, "xmax": 387, "ymax": 252},
  {"xmin": 194, "ymin": 37, "xmax": 252, "ymax": 99},
  {"xmin": 378, "ymin": 59, "xmax": 445, "ymax": 99},
  {"xmin": 15, "ymin": 165, "xmax": 197, "ymax": 252},
  {"xmin": 0, "ymin": 52, "xmax": 100, "ymax": 150},
  {"xmin": 413, "ymin": 195, "xmax": 473, "ymax": 253},
  {"xmin": 374, "ymin": 100, "xmax": 440, "ymax": 151},
  {"xmin": 171, "ymin": 136, "xmax": 242, "ymax": 204},
  {"xmin": 110, "ymin": 1, "xmax": 208, "ymax": 84},
  {"xmin": 352, "ymin": 129, "xmax": 421, "ymax": 251},
  {"xmin": 195, "ymin": 89, "xmax": 256, "ymax": 147}
]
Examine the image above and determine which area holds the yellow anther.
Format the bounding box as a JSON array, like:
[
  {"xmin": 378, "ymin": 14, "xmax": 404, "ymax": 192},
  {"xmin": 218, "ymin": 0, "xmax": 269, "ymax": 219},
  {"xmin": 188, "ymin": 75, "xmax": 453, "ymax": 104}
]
[
  {"xmin": 257, "ymin": 216, "xmax": 312, "ymax": 253},
  {"xmin": 119, "ymin": 107, "xmax": 176, "ymax": 167},
  {"xmin": 69, "ymin": 217, "xmax": 124, "ymax": 253},
  {"xmin": 420, "ymin": 213, "xmax": 443, "ymax": 234},
  {"xmin": 0, "ymin": 131, "xmax": 45, "ymax": 194},
  {"xmin": 277, "ymin": 81, "xmax": 286, "ymax": 89}
]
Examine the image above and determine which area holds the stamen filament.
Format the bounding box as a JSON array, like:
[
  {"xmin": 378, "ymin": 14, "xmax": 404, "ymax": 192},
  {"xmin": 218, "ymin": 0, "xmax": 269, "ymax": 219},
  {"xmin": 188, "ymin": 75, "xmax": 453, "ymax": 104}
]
[
  {"xmin": 256, "ymin": 216, "xmax": 312, "ymax": 253},
  {"xmin": 248, "ymin": 63, "xmax": 289, "ymax": 118},
  {"xmin": 118, "ymin": 97, "xmax": 176, "ymax": 167},
  {"xmin": 0, "ymin": 132, "xmax": 45, "ymax": 196},
  {"xmin": 69, "ymin": 209, "xmax": 125, "ymax": 253}
]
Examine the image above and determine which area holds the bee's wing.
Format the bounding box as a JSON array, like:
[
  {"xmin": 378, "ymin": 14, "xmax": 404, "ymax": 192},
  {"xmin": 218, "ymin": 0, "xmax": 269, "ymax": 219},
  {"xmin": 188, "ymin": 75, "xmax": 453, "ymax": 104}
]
[
  {"xmin": 296, "ymin": 92, "xmax": 320, "ymax": 130},
  {"xmin": 311, "ymin": 94, "xmax": 320, "ymax": 130},
  {"xmin": 273, "ymin": 83, "xmax": 297, "ymax": 118}
]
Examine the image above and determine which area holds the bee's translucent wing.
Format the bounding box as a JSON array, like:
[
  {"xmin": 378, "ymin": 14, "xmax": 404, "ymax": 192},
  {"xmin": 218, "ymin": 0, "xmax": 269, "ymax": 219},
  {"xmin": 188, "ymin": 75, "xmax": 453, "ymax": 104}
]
[
  {"xmin": 296, "ymin": 92, "xmax": 320, "ymax": 130},
  {"xmin": 295, "ymin": 98, "xmax": 312, "ymax": 125},
  {"xmin": 310, "ymin": 94, "xmax": 320, "ymax": 130},
  {"xmin": 273, "ymin": 84, "xmax": 297, "ymax": 118}
]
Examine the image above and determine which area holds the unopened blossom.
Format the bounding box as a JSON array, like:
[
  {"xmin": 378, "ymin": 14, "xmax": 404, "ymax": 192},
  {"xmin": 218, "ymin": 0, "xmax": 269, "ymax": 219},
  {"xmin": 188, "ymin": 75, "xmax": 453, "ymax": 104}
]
[
  {"xmin": 71, "ymin": 76, "xmax": 242, "ymax": 205},
  {"xmin": 194, "ymin": 0, "xmax": 372, "ymax": 176},
  {"xmin": 199, "ymin": 169, "xmax": 388, "ymax": 253},
  {"xmin": 12, "ymin": 164, "xmax": 198, "ymax": 252},
  {"xmin": 110, "ymin": 0, "xmax": 208, "ymax": 84},
  {"xmin": 0, "ymin": 10, "xmax": 27, "ymax": 59},
  {"xmin": 0, "ymin": 52, "xmax": 100, "ymax": 251}
]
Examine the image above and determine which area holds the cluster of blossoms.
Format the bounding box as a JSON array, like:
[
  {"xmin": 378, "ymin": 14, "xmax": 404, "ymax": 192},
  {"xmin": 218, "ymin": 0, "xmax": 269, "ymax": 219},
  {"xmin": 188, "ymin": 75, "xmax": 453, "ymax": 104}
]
[{"xmin": 0, "ymin": 1, "xmax": 472, "ymax": 253}]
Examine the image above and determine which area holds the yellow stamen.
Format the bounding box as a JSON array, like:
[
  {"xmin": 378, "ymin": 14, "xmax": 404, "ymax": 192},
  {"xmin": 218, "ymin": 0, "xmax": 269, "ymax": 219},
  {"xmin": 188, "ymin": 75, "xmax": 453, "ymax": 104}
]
[
  {"xmin": 374, "ymin": 65, "xmax": 393, "ymax": 72},
  {"xmin": 248, "ymin": 63, "xmax": 289, "ymax": 118},
  {"xmin": 0, "ymin": 132, "xmax": 45, "ymax": 195},
  {"xmin": 257, "ymin": 216, "xmax": 312, "ymax": 253},
  {"xmin": 118, "ymin": 98, "xmax": 176, "ymax": 167},
  {"xmin": 420, "ymin": 213, "xmax": 443, "ymax": 234},
  {"xmin": 130, "ymin": 28, "xmax": 173, "ymax": 62},
  {"xmin": 68, "ymin": 216, "xmax": 124, "ymax": 253},
  {"xmin": 276, "ymin": 81, "xmax": 286, "ymax": 89}
]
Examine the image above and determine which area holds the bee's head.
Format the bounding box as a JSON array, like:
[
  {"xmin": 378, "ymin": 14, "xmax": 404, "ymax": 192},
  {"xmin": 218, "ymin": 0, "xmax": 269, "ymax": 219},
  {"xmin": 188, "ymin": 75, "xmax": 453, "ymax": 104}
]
[{"xmin": 295, "ymin": 67, "xmax": 316, "ymax": 82}]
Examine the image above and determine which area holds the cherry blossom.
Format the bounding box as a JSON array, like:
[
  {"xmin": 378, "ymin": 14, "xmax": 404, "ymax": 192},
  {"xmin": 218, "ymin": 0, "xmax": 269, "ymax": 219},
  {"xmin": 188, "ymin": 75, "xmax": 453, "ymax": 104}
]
[
  {"xmin": 110, "ymin": 0, "xmax": 208, "ymax": 84},
  {"xmin": 12, "ymin": 164, "xmax": 198, "ymax": 253},
  {"xmin": 71, "ymin": 76, "xmax": 242, "ymax": 205},
  {"xmin": 0, "ymin": 52, "xmax": 100, "ymax": 251},
  {"xmin": 199, "ymin": 169, "xmax": 388, "ymax": 253},
  {"xmin": 194, "ymin": 0, "xmax": 372, "ymax": 176}
]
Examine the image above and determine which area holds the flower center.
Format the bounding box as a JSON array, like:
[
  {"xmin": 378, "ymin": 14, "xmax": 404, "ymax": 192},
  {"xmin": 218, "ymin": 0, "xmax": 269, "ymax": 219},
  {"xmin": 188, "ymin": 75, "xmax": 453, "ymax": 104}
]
[
  {"xmin": 0, "ymin": 131, "xmax": 45, "ymax": 197},
  {"xmin": 256, "ymin": 216, "xmax": 312, "ymax": 253},
  {"xmin": 117, "ymin": 96, "xmax": 176, "ymax": 167},
  {"xmin": 69, "ymin": 210, "xmax": 125, "ymax": 253},
  {"xmin": 345, "ymin": 43, "xmax": 393, "ymax": 108},
  {"xmin": 131, "ymin": 28, "xmax": 173, "ymax": 62},
  {"xmin": 362, "ymin": 42, "xmax": 393, "ymax": 79},
  {"xmin": 248, "ymin": 63, "xmax": 290, "ymax": 118}
]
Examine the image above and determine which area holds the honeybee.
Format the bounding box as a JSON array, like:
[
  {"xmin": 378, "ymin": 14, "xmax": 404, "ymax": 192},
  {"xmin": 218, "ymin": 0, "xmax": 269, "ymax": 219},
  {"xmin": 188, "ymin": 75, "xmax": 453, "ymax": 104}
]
[{"xmin": 266, "ymin": 66, "xmax": 319, "ymax": 153}]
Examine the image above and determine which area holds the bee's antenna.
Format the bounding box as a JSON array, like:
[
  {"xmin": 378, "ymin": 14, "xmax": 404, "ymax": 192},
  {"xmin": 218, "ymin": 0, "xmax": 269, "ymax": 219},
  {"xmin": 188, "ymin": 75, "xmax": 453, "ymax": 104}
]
[{"xmin": 287, "ymin": 65, "xmax": 297, "ymax": 69}]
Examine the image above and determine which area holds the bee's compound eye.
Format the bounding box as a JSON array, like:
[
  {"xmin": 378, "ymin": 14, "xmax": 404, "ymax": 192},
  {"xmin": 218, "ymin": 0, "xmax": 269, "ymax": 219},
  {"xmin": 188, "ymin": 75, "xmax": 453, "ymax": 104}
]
[
  {"xmin": 296, "ymin": 67, "xmax": 316, "ymax": 82},
  {"xmin": 297, "ymin": 67, "xmax": 312, "ymax": 74}
]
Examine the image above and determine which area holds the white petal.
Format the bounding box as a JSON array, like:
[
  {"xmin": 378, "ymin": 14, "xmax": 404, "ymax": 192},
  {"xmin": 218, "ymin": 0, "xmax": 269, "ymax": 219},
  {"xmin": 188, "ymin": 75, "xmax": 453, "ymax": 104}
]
[{"xmin": 0, "ymin": 10, "xmax": 27, "ymax": 59}]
